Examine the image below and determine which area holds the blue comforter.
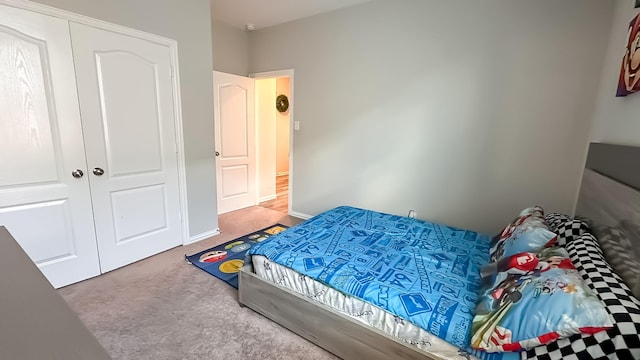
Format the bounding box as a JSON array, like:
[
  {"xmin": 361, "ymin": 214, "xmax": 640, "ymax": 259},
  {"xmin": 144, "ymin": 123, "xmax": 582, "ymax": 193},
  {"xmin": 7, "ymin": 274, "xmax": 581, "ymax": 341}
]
[{"xmin": 247, "ymin": 206, "xmax": 517, "ymax": 359}]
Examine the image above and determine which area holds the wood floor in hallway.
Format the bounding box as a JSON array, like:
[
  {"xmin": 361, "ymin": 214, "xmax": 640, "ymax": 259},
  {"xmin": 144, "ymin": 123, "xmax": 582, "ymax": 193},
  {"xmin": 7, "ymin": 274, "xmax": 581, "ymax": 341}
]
[{"xmin": 259, "ymin": 174, "xmax": 288, "ymax": 213}]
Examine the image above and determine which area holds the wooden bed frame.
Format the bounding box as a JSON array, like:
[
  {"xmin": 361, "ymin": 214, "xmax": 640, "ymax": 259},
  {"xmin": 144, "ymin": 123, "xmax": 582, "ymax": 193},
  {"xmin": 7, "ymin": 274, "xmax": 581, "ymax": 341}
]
[
  {"xmin": 238, "ymin": 142, "xmax": 639, "ymax": 360},
  {"xmin": 239, "ymin": 262, "xmax": 441, "ymax": 360}
]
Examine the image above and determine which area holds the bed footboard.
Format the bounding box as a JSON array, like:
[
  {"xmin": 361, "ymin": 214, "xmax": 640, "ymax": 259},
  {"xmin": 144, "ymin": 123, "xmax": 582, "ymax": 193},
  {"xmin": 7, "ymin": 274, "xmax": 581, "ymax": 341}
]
[{"xmin": 238, "ymin": 264, "xmax": 440, "ymax": 360}]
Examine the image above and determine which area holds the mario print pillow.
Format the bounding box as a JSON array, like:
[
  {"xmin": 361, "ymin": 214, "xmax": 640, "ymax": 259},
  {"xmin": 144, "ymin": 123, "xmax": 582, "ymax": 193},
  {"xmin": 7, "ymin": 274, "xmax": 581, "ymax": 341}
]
[
  {"xmin": 490, "ymin": 206, "xmax": 557, "ymax": 262},
  {"xmin": 471, "ymin": 247, "xmax": 612, "ymax": 352}
]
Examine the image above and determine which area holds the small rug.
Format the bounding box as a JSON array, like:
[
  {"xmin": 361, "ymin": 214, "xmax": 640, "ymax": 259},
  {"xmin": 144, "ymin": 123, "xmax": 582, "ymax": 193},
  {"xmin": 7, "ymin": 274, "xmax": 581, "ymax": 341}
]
[{"xmin": 186, "ymin": 224, "xmax": 289, "ymax": 288}]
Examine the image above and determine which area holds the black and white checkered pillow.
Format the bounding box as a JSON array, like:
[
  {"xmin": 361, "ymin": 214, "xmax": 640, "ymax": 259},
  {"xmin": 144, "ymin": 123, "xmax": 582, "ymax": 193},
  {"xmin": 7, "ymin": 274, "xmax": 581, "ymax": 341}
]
[
  {"xmin": 554, "ymin": 220, "xmax": 590, "ymax": 247},
  {"xmin": 544, "ymin": 213, "xmax": 574, "ymax": 233},
  {"xmin": 525, "ymin": 233, "xmax": 640, "ymax": 359},
  {"xmin": 543, "ymin": 213, "xmax": 590, "ymax": 246}
]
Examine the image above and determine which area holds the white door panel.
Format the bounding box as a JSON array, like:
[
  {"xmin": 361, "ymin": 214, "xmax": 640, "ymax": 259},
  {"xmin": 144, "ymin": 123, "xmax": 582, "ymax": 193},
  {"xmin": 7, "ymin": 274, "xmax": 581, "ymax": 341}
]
[
  {"xmin": 0, "ymin": 199, "xmax": 77, "ymax": 264},
  {"xmin": 221, "ymin": 165, "xmax": 250, "ymax": 197},
  {"xmin": 220, "ymin": 85, "xmax": 250, "ymax": 157},
  {"xmin": 95, "ymin": 51, "xmax": 164, "ymax": 176},
  {"xmin": 0, "ymin": 5, "xmax": 100, "ymax": 288},
  {"xmin": 110, "ymin": 184, "xmax": 168, "ymax": 242},
  {"xmin": 214, "ymin": 71, "xmax": 256, "ymax": 214},
  {"xmin": 71, "ymin": 23, "xmax": 182, "ymax": 272}
]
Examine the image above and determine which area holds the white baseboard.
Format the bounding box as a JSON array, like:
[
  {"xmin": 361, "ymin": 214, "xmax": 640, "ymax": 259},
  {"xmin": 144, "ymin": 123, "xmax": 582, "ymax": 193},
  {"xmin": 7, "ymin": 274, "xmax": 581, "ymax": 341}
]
[
  {"xmin": 288, "ymin": 210, "xmax": 313, "ymax": 220},
  {"xmin": 276, "ymin": 172, "xmax": 289, "ymax": 176},
  {"xmin": 258, "ymin": 194, "xmax": 277, "ymax": 203},
  {"xmin": 185, "ymin": 228, "xmax": 220, "ymax": 245}
]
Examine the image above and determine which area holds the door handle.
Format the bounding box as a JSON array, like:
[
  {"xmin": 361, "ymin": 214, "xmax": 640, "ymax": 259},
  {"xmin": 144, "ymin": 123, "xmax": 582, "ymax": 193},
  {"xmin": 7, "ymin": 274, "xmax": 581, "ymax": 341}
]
[
  {"xmin": 72, "ymin": 169, "xmax": 84, "ymax": 178},
  {"xmin": 93, "ymin": 167, "xmax": 105, "ymax": 176},
  {"xmin": 215, "ymin": 151, "xmax": 220, "ymax": 157}
]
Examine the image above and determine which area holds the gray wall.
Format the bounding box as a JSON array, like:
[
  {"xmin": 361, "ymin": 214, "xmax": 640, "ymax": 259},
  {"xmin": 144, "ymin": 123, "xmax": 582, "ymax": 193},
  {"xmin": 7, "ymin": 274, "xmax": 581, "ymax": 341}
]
[
  {"xmin": 590, "ymin": 0, "xmax": 640, "ymax": 146},
  {"xmin": 249, "ymin": 0, "xmax": 614, "ymax": 233},
  {"xmin": 212, "ymin": 19, "xmax": 250, "ymax": 76},
  {"xmin": 32, "ymin": 0, "xmax": 219, "ymax": 237}
]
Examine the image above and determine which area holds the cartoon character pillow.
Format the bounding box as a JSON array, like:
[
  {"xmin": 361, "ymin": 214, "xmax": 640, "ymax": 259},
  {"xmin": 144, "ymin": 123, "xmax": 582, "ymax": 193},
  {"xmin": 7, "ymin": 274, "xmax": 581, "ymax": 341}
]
[
  {"xmin": 472, "ymin": 247, "xmax": 612, "ymax": 352},
  {"xmin": 492, "ymin": 207, "xmax": 545, "ymax": 247},
  {"xmin": 490, "ymin": 207, "xmax": 557, "ymax": 262},
  {"xmin": 495, "ymin": 207, "xmax": 543, "ymax": 232}
]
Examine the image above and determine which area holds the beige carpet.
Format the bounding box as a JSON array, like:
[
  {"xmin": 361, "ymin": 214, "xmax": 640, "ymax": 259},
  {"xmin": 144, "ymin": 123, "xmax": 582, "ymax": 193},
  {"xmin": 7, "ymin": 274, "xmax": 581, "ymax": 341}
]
[{"xmin": 59, "ymin": 206, "xmax": 338, "ymax": 360}]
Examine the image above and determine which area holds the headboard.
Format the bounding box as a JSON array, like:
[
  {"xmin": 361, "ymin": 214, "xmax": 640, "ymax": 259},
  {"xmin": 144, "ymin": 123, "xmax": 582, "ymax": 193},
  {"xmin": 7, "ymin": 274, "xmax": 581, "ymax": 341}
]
[{"xmin": 575, "ymin": 142, "xmax": 640, "ymax": 254}]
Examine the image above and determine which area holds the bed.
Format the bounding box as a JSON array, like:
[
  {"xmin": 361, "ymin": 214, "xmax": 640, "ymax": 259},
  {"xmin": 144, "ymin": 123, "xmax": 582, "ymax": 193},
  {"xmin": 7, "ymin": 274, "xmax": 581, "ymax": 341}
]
[{"xmin": 238, "ymin": 142, "xmax": 640, "ymax": 360}]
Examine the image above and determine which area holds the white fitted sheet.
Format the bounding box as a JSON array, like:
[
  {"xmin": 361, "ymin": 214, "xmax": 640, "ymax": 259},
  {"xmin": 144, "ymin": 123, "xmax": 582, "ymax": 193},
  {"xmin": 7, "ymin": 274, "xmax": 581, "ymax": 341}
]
[{"xmin": 251, "ymin": 254, "xmax": 479, "ymax": 360}]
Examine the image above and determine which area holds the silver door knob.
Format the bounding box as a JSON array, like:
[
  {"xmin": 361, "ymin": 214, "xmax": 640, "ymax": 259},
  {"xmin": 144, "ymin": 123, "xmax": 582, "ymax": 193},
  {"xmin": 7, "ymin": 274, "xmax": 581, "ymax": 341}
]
[
  {"xmin": 93, "ymin": 167, "xmax": 105, "ymax": 176},
  {"xmin": 72, "ymin": 169, "xmax": 84, "ymax": 178}
]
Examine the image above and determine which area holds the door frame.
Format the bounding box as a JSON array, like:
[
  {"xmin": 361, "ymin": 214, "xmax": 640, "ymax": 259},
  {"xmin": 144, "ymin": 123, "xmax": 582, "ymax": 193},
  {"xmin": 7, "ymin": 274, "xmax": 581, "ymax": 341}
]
[
  {"xmin": 250, "ymin": 69, "xmax": 295, "ymax": 215},
  {"xmin": 2, "ymin": 0, "xmax": 190, "ymax": 246}
]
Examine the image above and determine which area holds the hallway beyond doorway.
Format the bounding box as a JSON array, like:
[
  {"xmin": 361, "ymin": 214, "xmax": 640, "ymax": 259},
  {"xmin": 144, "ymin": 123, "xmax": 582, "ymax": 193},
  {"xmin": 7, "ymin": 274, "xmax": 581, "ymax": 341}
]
[{"xmin": 259, "ymin": 175, "xmax": 288, "ymax": 213}]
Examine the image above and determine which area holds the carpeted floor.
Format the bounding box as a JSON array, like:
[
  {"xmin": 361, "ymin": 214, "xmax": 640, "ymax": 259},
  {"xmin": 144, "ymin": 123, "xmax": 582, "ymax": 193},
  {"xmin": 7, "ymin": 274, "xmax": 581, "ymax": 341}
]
[{"xmin": 59, "ymin": 206, "xmax": 338, "ymax": 360}]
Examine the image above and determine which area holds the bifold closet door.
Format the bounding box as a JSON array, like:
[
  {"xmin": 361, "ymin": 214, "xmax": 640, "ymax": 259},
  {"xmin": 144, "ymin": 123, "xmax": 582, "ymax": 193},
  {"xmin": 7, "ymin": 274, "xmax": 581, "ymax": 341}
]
[
  {"xmin": 70, "ymin": 23, "xmax": 182, "ymax": 273},
  {"xmin": 0, "ymin": 5, "xmax": 100, "ymax": 288}
]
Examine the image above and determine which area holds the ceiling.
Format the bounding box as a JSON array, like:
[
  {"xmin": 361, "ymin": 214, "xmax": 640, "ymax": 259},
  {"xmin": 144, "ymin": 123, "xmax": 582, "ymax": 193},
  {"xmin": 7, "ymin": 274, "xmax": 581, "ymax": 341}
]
[{"xmin": 211, "ymin": 0, "xmax": 374, "ymax": 30}]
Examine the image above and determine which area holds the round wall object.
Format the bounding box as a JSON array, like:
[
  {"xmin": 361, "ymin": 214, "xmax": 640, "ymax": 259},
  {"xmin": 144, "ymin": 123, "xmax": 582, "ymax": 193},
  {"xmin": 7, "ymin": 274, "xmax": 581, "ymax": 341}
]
[{"xmin": 276, "ymin": 94, "xmax": 289, "ymax": 113}]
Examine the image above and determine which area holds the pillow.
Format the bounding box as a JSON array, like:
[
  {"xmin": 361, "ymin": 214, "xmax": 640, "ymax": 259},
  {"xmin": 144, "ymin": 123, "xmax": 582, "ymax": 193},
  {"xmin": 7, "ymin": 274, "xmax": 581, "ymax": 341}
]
[
  {"xmin": 591, "ymin": 223, "xmax": 632, "ymax": 254},
  {"xmin": 552, "ymin": 218, "xmax": 590, "ymax": 246},
  {"xmin": 472, "ymin": 247, "xmax": 613, "ymax": 352},
  {"xmin": 496, "ymin": 207, "xmax": 545, "ymax": 238},
  {"xmin": 591, "ymin": 223, "xmax": 640, "ymax": 299},
  {"xmin": 619, "ymin": 219, "xmax": 640, "ymax": 245},
  {"xmin": 490, "ymin": 207, "xmax": 557, "ymax": 262},
  {"xmin": 519, "ymin": 205, "xmax": 544, "ymax": 218},
  {"xmin": 544, "ymin": 212, "xmax": 574, "ymax": 233},
  {"xmin": 498, "ymin": 206, "xmax": 545, "ymax": 233},
  {"xmin": 525, "ymin": 233, "xmax": 640, "ymax": 360}
]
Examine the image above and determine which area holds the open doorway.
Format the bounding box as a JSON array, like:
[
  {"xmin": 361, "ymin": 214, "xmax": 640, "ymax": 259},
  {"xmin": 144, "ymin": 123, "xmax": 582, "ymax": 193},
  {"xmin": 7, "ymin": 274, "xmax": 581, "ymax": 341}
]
[{"xmin": 253, "ymin": 70, "xmax": 293, "ymax": 215}]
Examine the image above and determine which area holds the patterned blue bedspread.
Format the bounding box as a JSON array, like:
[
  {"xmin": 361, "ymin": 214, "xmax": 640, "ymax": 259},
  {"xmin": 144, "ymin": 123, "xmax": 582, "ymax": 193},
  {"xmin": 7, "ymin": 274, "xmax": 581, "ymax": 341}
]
[{"xmin": 247, "ymin": 206, "xmax": 517, "ymax": 359}]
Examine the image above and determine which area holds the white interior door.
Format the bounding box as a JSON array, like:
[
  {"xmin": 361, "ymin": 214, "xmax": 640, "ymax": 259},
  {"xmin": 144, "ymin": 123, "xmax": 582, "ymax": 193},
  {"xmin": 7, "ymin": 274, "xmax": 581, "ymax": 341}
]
[
  {"xmin": 213, "ymin": 71, "xmax": 256, "ymax": 214},
  {"xmin": 70, "ymin": 23, "xmax": 183, "ymax": 272},
  {"xmin": 0, "ymin": 5, "xmax": 100, "ymax": 288}
]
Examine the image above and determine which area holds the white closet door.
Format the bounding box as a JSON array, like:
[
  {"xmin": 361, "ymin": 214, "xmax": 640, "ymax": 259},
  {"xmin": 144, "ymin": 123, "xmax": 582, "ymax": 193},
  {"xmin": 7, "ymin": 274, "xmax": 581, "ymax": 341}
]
[
  {"xmin": 0, "ymin": 5, "xmax": 100, "ymax": 288},
  {"xmin": 70, "ymin": 23, "xmax": 182, "ymax": 272}
]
